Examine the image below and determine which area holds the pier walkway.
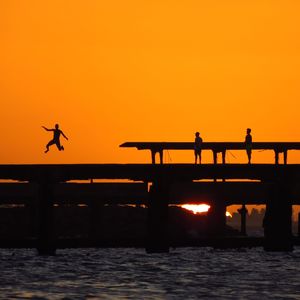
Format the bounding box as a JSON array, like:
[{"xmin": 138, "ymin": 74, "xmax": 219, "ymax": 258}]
[{"xmin": 1, "ymin": 163, "xmax": 300, "ymax": 181}]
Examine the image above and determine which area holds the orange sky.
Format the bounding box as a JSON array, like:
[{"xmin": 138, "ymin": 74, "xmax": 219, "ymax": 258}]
[{"xmin": 1, "ymin": 1, "xmax": 300, "ymax": 164}]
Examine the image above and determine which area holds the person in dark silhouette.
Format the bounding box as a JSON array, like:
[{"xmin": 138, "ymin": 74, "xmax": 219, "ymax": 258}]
[
  {"xmin": 194, "ymin": 132, "xmax": 203, "ymax": 164},
  {"xmin": 42, "ymin": 124, "xmax": 68, "ymax": 153},
  {"xmin": 245, "ymin": 128, "xmax": 252, "ymax": 164}
]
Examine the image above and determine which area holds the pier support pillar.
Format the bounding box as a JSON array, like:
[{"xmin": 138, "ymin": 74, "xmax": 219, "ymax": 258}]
[
  {"xmin": 222, "ymin": 150, "xmax": 226, "ymax": 164},
  {"xmin": 298, "ymin": 212, "xmax": 300, "ymax": 237},
  {"xmin": 37, "ymin": 181, "xmax": 56, "ymax": 255},
  {"xmin": 213, "ymin": 151, "xmax": 218, "ymax": 164},
  {"xmin": 151, "ymin": 150, "xmax": 164, "ymax": 164},
  {"xmin": 263, "ymin": 184, "xmax": 293, "ymax": 251},
  {"xmin": 238, "ymin": 204, "xmax": 248, "ymax": 236},
  {"xmin": 207, "ymin": 201, "xmax": 226, "ymax": 237},
  {"xmin": 274, "ymin": 150, "xmax": 279, "ymax": 165},
  {"xmin": 89, "ymin": 200, "xmax": 104, "ymax": 242},
  {"xmin": 284, "ymin": 151, "xmax": 288, "ymax": 165},
  {"xmin": 146, "ymin": 181, "xmax": 169, "ymax": 253}
]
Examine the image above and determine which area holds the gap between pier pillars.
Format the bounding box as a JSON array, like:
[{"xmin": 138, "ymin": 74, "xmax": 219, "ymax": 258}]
[{"xmin": 146, "ymin": 180, "xmax": 169, "ymax": 253}]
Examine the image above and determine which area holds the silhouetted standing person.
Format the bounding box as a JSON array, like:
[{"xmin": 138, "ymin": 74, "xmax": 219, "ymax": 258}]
[
  {"xmin": 194, "ymin": 132, "xmax": 203, "ymax": 164},
  {"xmin": 245, "ymin": 128, "xmax": 252, "ymax": 164},
  {"xmin": 42, "ymin": 124, "xmax": 68, "ymax": 153}
]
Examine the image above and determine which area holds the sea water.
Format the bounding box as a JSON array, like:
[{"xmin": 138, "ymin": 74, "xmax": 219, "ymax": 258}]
[{"xmin": 0, "ymin": 247, "xmax": 300, "ymax": 299}]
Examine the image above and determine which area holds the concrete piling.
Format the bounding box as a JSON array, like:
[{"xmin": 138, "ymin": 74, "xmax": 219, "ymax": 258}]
[
  {"xmin": 264, "ymin": 184, "xmax": 293, "ymax": 251},
  {"xmin": 146, "ymin": 180, "xmax": 169, "ymax": 253}
]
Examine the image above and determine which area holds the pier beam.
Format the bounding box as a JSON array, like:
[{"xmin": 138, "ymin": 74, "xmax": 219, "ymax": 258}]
[
  {"xmin": 146, "ymin": 180, "xmax": 169, "ymax": 253},
  {"xmin": 37, "ymin": 180, "xmax": 56, "ymax": 255},
  {"xmin": 263, "ymin": 184, "xmax": 293, "ymax": 251}
]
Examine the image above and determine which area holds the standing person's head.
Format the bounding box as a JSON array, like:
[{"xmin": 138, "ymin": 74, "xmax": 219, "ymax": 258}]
[
  {"xmin": 55, "ymin": 124, "xmax": 59, "ymax": 129},
  {"xmin": 247, "ymin": 128, "xmax": 251, "ymax": 134},
  {"xmin": 195, "ymin": 132, "xmax": 200, "ymax": 137}
]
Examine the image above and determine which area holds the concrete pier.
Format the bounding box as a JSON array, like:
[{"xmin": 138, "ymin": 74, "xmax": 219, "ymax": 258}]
[{"xmin": 0, "ymin": 164, "xmax": 300, "ymax": 253}]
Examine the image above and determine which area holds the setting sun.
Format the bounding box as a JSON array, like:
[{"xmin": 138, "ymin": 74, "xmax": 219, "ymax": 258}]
[
  {"xmin": 181, "ymin": 204, "xmax": 232, "ymax": 217},
  {"xmin": 181, "ymin": 204, "xmax": 210, "ymax": 214}
]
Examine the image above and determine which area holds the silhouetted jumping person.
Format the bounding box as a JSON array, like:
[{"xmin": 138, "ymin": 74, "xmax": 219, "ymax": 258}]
[
  {"xmin": 194, "ymin": 132, "xmax": 203, "ymax": 164},
  {"xmin": 245, "ymin": 128, "xmax": 252, "ymax": 164},
  {"xmin": 42, "ymin": 124, "xmax": 68, "ymax": 153}
]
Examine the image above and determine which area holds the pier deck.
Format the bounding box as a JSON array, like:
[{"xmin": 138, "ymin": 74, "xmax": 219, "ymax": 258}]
[
  {"xmin": 1, "ymin": 163, "xmax": 300, "ymax": 182},
  {"xmin": 120, "ymin": 142, "xmax": 300, "ymax": 164}
]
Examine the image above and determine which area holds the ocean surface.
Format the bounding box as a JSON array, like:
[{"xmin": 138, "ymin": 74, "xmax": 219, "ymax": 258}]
[{"xmin": 0, "ymin": 247, "xmax": 300, "ymax": 300}]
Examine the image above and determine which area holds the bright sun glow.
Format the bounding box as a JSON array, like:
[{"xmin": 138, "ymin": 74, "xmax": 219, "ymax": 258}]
[
  {"xmin": 181, "ymin": 204, "xmax": 210, "ymax": 214},
  {"xmin": 226, "ymin": 211, "xmax": 232, "ymax": 218},
  {"xmin": 182, "ymin": 204, "xmax": 232, "ymax": 217}
]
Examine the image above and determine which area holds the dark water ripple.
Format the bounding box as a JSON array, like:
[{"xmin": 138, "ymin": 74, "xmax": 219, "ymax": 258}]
[{"xmin": 0, "ymin": 247, "xmax": 300, "ymax": 299}]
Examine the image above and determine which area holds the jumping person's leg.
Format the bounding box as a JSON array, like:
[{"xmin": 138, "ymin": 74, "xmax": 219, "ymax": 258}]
[
  {"xmin": 45, "ymin": 140, "xmax": 55, "ymax": 153},
  {"xmin": 55, "ymin": 141, "xmax": 63, "ymax": 151}
]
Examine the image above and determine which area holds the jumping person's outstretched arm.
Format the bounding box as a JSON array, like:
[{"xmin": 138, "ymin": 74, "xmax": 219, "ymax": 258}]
[
  {"xmin": 42, "ymin": 126, "xmax": 53, "ymax": 131},
  {"xmin": 61, "ymin": 131, "xmax": 68, "ymax": 140}
]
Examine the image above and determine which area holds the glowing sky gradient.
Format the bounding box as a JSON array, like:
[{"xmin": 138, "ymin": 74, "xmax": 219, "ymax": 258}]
[{"xmin": 1, "ymin": 1, "xmax": 300, "ymax": 165}]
